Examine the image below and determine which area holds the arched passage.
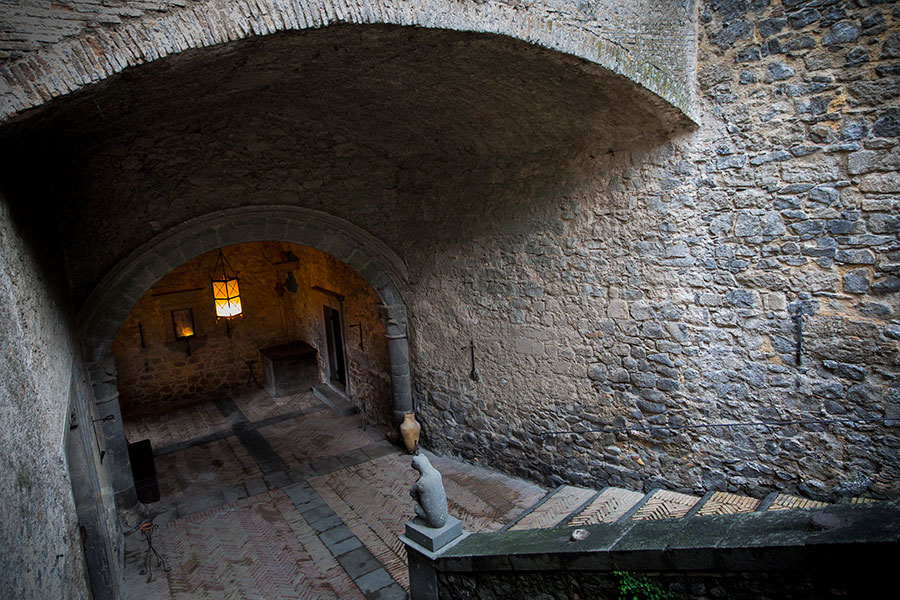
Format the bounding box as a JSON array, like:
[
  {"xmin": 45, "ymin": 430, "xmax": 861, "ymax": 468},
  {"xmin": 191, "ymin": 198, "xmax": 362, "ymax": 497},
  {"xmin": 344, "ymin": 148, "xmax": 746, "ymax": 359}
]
[
  {"xmin": 0, "ymin": 0, "xmax": 697, "ymax": 124},
  {"xmin": 78, "ymin": 205, "xmax": 412, "ymax": 508}
]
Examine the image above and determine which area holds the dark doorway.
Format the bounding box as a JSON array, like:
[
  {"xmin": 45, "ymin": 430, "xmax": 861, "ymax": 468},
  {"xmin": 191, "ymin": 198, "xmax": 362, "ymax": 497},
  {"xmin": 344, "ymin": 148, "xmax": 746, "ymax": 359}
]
[{"xmin": 323, "ymin": 305, "xmax": 346, "ymax": 386}]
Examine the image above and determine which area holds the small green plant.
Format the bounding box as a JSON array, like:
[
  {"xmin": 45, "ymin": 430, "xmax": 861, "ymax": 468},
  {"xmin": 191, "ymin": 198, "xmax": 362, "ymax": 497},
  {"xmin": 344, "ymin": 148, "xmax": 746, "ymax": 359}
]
[{"xmin": 613, "ymin": 571, "xmax": 673, "ymax": 600}]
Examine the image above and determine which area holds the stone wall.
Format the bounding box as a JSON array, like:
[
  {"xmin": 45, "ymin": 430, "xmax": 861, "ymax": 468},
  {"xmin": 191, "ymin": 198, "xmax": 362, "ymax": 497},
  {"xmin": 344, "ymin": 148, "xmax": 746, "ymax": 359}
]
[
  {"xmin": 415, "ymin": 0, "xmax": 900, "ymax": 500},
  {"xmin": 437, "ymin": 569, "xmax": 884, "ymax": 600},
  {"xmin": 430, "ymin": 500, "xmax": 899, "ymax": 600},
  {"xmin": 0, "ymin": 0, "xmax": 897, "ymax": 509},
  {"xmin": 0, "ymin": 191, "xmax": 93, "ymax": 599},
  {"xmin": 112, "ymin": 241, "xmax": 392, "ymax": 423}
]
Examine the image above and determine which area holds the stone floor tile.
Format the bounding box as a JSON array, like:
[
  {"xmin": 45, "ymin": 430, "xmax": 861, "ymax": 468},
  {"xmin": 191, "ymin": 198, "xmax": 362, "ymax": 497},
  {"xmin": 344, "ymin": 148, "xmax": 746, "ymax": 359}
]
[
  {"xmin": 177, "ymin": 490, "xmax": 225, "ymax": 517},
  {"xmin": 311, "ymin": 455, "xmax": 345, "ymax": 475},
  {"xmin": 284, "ymin": 481, "xmax": 319, "ymax": 504},
  {"xmin": 337, "ymin": 547, "xmax": 382, "ymax": 579},
  {"xmin": 309, "ymin": 513, "xmax": 344, "ymax": 533},
  {"xmin": 320, "ymin": 524, "xmax": 354, "ymax": 547},
  {"xmin": 244, "ymin": 476, "xmax": 268, "ymax": 496},
  {"xmin": 354, "ymin": 567, "xmax": 397, "ymax": 594},
  {"xmin": 289, "ymin": 464, "xmax": 317, "ymax": 481},
  {"xmin": 220, "ymin": 483, "xmax": 247, "ymax": 504},
  {"xmin": 366, "ymin": 582, "xmax": 409, "ymax": 600},
  {"xmin": 301, "ymin": 503, "xmax": 337, "ymax": 523},
  {"xmin": 264, "ymin": 470, "xmax": 291, "ymax": 489},
  {"xmin": 328, "ymin": 535, "xmax": 364, "ymax": 556}
]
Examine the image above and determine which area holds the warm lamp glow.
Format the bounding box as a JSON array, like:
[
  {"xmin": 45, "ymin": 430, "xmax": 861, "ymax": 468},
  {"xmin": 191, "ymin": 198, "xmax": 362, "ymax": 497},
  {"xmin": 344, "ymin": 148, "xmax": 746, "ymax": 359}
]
[
  {"xmin": 213, "ymin": 279, "xmax": 242, "ymax": 317},
  {"xmin": 172, "ymin": 308, "xmax": 196, "ymax": 339},
  {"xmin": 211, "ymin": 250, "xmax": 242, "ymax": 319}
]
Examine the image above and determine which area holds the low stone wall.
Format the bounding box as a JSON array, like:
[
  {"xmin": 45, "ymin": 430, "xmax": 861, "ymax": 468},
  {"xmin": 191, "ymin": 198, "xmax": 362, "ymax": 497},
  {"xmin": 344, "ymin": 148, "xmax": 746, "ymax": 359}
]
[
  {"xmin": 430, "ymin": 501, "xmax": 900, "ymax": 600},
  {"xmin": 437, "ymin": 570, "xmax": 885, "ymax": 600}
]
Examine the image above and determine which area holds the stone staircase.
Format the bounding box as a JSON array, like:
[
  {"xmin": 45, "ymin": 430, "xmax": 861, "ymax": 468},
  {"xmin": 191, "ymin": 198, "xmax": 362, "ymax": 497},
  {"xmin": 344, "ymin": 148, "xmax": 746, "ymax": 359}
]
[{"xmin": 501, "ymin": 484, "xmax": 850, "ymax": 532}]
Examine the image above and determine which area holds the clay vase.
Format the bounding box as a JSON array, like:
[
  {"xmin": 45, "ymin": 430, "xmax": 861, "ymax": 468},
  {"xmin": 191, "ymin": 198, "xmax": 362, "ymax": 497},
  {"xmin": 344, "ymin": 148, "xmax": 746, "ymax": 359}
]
[{"xmin": 400, "ymin": 412, "xmax": 421, "ymax": 454}]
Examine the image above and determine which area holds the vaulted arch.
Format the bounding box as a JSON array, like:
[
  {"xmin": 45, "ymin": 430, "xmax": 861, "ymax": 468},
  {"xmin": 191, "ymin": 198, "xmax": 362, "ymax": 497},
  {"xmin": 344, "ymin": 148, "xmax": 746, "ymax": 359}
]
[
  {"xmin": 0, "ymin": 0, "xmax": 696, "ymax": 124},
  {"xmin": 78, "ymin": 205, "xmax": 412, "ymax": 508}
]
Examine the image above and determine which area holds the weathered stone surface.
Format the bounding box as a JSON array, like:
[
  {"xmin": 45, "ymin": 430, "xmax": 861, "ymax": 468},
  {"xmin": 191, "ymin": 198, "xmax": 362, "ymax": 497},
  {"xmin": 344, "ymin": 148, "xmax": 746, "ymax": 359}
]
[
  {"xmin": 823, "ymin": 21, "xmax": 861, "ymax": 46},
  {"xmin": 1, "ymin": 194, "xmax": 100, "ymax": 600},
  {"xmin": 765, "ymin": 61, "xmax": 795, "ymax": 81},
  {"xmin": 843, "ymin": 270, "xmax": 870, "ymax": 294},
  {"xmin": 0, "ymin": 6, "xmax": 899, "ymax": 597}
]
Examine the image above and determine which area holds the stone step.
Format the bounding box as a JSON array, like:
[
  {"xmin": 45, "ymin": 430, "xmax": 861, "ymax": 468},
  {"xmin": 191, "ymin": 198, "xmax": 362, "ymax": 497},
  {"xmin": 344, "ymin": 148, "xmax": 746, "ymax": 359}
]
[
  {"xmin": 565, "ymin": 487, "xmax": 645, "ymax": 527},
  {"xmin": 692, "ymin": 491, "xmax": 761, "ymax": 516},
  {"xmin": 850, "ymin": 497, "xmax": 877, "ymax": 504},
  {"xmin": 506, "ymin": 485, "xmax": 597, "ymax": 531},
  {"xmin": 505, "ymin": 483, "xmax": 844, "ymax": 534},
  {"xmin": 624, "ymin": 489, "xmax": 701, "ymax": 522},
  {"xmin": 760, "ymin": 492, "xmax": 829, "ymax": 512},
  {"xmin": 312, "ymin": 384, "xmax": 359, "ymax": 417}
]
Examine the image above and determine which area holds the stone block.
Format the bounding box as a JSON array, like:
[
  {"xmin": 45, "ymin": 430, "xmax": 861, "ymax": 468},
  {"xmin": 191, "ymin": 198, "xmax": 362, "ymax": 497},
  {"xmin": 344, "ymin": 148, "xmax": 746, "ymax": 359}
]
[{"xmin": 405, "ymin": 516, "xmax": 463, "ymax": 552}]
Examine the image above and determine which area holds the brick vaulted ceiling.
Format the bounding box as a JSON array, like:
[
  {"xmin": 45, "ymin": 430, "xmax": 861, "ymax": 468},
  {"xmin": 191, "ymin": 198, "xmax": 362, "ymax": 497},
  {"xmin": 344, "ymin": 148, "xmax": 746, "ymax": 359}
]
[
  {"xmin": 2, "ymin": 25, "xmax": 687, "ymax": 157},
  {"xmin": 0, "ymin": 25, "xmax": 690, "ymax": 306}
]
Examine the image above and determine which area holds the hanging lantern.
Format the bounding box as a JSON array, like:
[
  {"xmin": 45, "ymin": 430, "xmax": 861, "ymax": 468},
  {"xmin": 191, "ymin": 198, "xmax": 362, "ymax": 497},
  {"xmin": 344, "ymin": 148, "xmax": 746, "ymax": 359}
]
[{"xmin": 211, "ymin": 249, "xmax": 242, "ymax": 319}]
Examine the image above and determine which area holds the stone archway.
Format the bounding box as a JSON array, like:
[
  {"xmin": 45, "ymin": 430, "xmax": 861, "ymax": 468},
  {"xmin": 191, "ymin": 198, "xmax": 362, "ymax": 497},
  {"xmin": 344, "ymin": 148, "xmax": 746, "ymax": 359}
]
[
  {"xmin": 78, "ymin": 205, "xmax": 412, "ymax": 509},
  {"xmin": 0, "ymin": 0, "xmax": 697, "ymax": 124}
]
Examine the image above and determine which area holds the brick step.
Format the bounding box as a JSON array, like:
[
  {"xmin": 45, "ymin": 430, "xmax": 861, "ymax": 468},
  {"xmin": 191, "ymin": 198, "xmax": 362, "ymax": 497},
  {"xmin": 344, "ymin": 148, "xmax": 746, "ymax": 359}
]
[
  {"xmin": 759, "ymin": 492, "xmax": 829, "ymax": 512},
  {"xmin": 623, "ymin": 488, "xmax": 701, "ymax": 521},
  {"xmin": 312, "ymin": 384, "xmax": 359, "ymax": 417},
  {"xmin": 565, "ymin": 487, "xmax": 645, "ymax": 527},
  {"xmin": 503, "ymin": 485, "xmax": 596, "ymax": 531},
  {"xmin": 506, "ymin": 484, "xmax": 854, "ymax": 532},
  {"xmin": 691, "ymin": 491, "xmax": 761, "ymax": 516}
]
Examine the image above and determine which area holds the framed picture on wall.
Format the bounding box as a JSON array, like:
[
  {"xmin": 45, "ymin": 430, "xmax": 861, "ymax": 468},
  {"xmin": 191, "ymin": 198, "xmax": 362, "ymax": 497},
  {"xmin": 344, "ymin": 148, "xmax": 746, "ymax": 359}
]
[{"xmin": 171, "ymin": 308, "xmax": 196, "ymax": 340}]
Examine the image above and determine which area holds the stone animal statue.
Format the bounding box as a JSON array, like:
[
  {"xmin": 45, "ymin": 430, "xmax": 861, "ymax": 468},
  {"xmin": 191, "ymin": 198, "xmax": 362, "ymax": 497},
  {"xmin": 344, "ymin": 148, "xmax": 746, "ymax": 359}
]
[{"xmin": 409, "ymin": 454, "xmax": 448, "ymax": 528}]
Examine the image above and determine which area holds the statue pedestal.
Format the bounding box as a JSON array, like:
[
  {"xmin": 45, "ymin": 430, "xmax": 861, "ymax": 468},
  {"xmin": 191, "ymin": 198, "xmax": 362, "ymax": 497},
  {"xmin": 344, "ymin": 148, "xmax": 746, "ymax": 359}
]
[
  {"xmin": 405, "ymin": 516, "xmax": 463, "ymax": 552},
  {"xmin": 400, "ymin": 517, "xmax": 468, "ymax": 600}
]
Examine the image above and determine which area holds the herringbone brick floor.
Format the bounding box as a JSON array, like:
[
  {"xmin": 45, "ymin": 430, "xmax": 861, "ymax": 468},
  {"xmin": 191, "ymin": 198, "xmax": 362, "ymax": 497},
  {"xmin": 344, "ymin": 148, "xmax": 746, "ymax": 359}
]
[
  {"xmin": 308, "ymin": 453, "xmax": 545, "ymax": 590},
  {"xmin": 154, "ymin": 436, "xmax": 263, "ymax": 500},
  {"xmin": 123, "ymin": 390, "xmax": 547, "ymax": 599},
  {"xmin": 259, "ymin": 410, "xmax": 382, "ymax": 470}
]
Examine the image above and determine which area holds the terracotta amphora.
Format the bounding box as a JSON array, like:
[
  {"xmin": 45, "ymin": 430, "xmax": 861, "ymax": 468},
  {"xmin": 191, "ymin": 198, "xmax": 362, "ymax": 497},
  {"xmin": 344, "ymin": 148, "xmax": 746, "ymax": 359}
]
[{"xmin": 400, "ymin": 412, "xmax": 421, "ymax": 454}]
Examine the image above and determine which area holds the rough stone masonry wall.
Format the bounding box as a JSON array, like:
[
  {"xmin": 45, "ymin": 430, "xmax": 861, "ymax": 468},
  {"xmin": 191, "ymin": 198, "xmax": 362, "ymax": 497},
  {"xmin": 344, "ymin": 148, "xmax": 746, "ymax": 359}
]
[
  {"xmin": 112, "ymin": 241, "xmax": 391, "ymax": 423},
  {"xmin": 414, "ymin": 0, "xmax": 900, "ymax": 501},
  {"xmin": 436, "ymin": 569, "xmax": 885, "ymax": 600},
  {"xmin": 0, "ymin": 192, "xmax": 92, "ymax": 599},
  {"xmin": 2, "ymin": 0, "xmax": 897, "ymax": 506}
]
